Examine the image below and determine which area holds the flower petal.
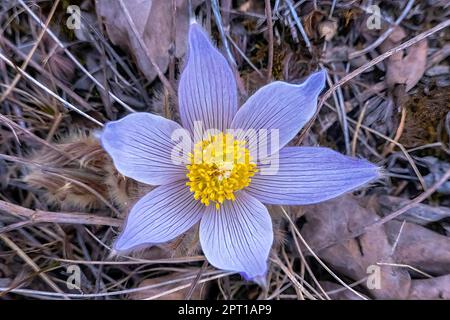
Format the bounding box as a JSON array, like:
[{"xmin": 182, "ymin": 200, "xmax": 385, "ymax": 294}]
[
  {"xmin": 247, "ymin": 146, "xmax": 380, "ymax": 205},
  {"xmin": 230, "ymin": 70, "xmax": 326, "ymax": 157},
  {"xmin": 101, "ymin": 113, "xmax": 191, "ymax": 185},
  {"xmin": 114, "ymin": 180, "xmax": 204, "ymax": 251},
  {"xmin": 199, "ymin": 191, "xmax": 273, "ymax": 280},
  {"xmin": 178, "ymin": 22, "xmax": 238, "ymax": 135}
]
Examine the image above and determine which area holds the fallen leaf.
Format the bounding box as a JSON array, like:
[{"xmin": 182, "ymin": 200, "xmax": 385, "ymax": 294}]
[
  {"xmin": 96, "ymin": 0, "xmax": 203, "ymax": 83},
  {"xmin": 408, "ymin": 275, "xmax": 450, "ymax": 299},
  {"xmin": 386, "ymin": 221, "xmax": 450, "ymax": 275},
  {"xmin": 383, "ymin": 27, "xmax": 428, "ymax": 92},
  {"xmin": 300, "ymin": 195, "xmax": 411, "ymax": 299},
  {"xmin": 303, "ymin": 10, "xmax": 325, "ymax": 39},
  {"xmin": 425, "ymin": 65, "xmax": 450, "ymax": 77},
  {"xmin": 422, "ymin": 157, "xmax": 450, "ymax": 195}
]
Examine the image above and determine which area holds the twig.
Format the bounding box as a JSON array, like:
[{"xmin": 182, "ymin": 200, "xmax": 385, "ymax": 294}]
[
  {"xmin": 0, "ymin": 200, "xmax": 122, "ymax": 234},
  {"xmin": 376, "ymin": 262, "xmax": 432, "ymax": 278},
  {"xmin": 285, "ymin": 0, "xmax": 312, "ymax": 53},
  {"xmin": 184, "ymin": 260, "xmax": 208, "ymax": 300},
  {"xmin": 270, "ymin": 255, "xmax": 314, "ymax": 300},
  {"xmin": 289, "ymin": 225, "xmax": 330, "ymax": 300},
  {"xmin": 323, "ymin": 20, "xmax": 450, "ymax": 106},
  {"xmin": 2, "ymin": 37, "xmax": 95, "ymax": 112},
  {"xmin": 211, "ymin": 0, "xmax": 237, "ymax": 67},
  {"xmin": 265, "ymin": 0, "xmax": 274, "ymax": 82},
  {"xmin": 331, "ymin": 66, "xmax": 351, "ymax": 154},
  {"xmin": 281, "ymin": 207, "xmax": 368, "ymax": 300}
]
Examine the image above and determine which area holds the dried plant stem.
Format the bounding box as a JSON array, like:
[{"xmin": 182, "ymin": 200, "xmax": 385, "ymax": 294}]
[
  {"xmin": 281, "ymin": 207, "xmax": 368, "ymax": 300},
  {"xmin": 211, "ymin": 0, "xmax": 237, "ymax": 67},
  {"xmin": 0, "ymin": 0, "xmax": 60, "ymax": 104},
  {"xmin": 382, "ymin": 107, "xmax": 407, "ymax": 157},
  {"xmin": 17, "ymin": 0, "xmax": 135, "ymax": 113},
  {"xmin": 271, "ymin": 255, "xmax": 313, "ymax": 299},
  {"xmin": 372, "ymin": 169, "xmax": 450, "ymax": 227},
  {"xmin": 265, "ymin": 0, "xmax": 274, "ymax": 82},
  {"xmin": 351, "ymin": 101, "xmax": 369, "ymax": 156},
  {"xmin": 225, "ymin": 34, "xmax": 264, "ymax": 78},
  {"xmin": 376, "ymin": 262, "xmax": 432, "ymax": 278},
  {"xmin": 2, "ymin": 37, "xmax": 94, "ymax": 112},
  {"xmin": 289, "ymin": 225, "xmax": 330, "ymax": 300},
  {"xmin": 0, "ymin": 113, "xmax": 76, "ymax": 161},
  {"xmin": 341, "ymin": 110, "xmax": 427, "ymax": 190},
  {"xmin": 326, "ymin": 19, "xmax": 450, "ymax": 100},
  {"xmin": 184, "ymin": 260, "xmax": 208, "ymax": 300},
  {"xmin": 52, "ymin": 256, "xmax": 205, "ymax": 265},
  {"xmin": 285, "ymin": 0, "xmax": 312, "ymax": 52},
  {"xmin": 0, "ymin": 200, "xmax": 122, "ymax": 234},
  {"xmin": 0, "ymin": 270, "xmax": 230, "ymax": 299},
  {"xmin": 0, "ymin": 233, "xmax": 68, "ymax": 299}
]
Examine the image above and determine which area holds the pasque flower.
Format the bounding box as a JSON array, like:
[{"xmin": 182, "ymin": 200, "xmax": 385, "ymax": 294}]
[{"xmin": 101, "ymin": 22, "xmax": 380, "ymax": 282}]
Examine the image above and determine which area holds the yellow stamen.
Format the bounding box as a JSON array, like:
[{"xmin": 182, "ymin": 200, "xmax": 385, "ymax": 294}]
[{"xmin": 186, "ymin": 133, "xmax": 257, "ymax": 210}]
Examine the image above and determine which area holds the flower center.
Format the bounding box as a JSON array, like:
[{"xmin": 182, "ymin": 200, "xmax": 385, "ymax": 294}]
[{"xmin": 186, "ymin": 133, "xmax": 257, "ymax": 209}]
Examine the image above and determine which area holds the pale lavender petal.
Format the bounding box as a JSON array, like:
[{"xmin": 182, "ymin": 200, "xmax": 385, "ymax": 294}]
[
  {"xmin": 247, "ymin": 147, "xmax": 381, "ymax": 205},
  {"xmin": 230, "ymin": 70, "xmax": 326, "ymax": 157},
  {"xmin": 101, "ymin": 113, "xmax": 191, "ymax": 186},
  {"xmin": 178, "ymin": 22, "xmax": 237, "ymax": 135},
  {"xmin": 114, "ymin": 180, "xmax": 204, "ymax": 251},
  {"xmin": 199, "ymin": 191, "xmax": 273, "ymax": 280}
]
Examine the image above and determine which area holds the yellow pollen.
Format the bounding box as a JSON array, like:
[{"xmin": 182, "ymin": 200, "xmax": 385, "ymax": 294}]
[{"xmin": 186, "ymin": 133, "xmax": 257, "ymax": 210}]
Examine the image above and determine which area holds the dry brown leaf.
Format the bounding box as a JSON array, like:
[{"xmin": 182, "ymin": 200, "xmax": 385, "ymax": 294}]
[
  {"xmin": 386, "ymin": 221, "xmax": 450, "ymax": 275},
  {"xmin": 408, "ymin": 275, "xmax": 450, "ymax": 299},
  {"xmin": 96, "ymin": 0, "xmax": 202, "ymax": 82},
  {"xmin": 300, "ymin": 195, "xmax": 411, "ymax": 299},
  {"xmin": 303, "ymin": 10, "xmax": 325, "ymax": 39},
  {"xmin": 383, "ymin": 27, "xmax": 428, "ymax": 92}
]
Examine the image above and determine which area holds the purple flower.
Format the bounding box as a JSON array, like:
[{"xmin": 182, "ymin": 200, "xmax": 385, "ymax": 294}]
[{"xmin": 101, "ymin": 22, "xmax": 380, "ymax": 282}]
